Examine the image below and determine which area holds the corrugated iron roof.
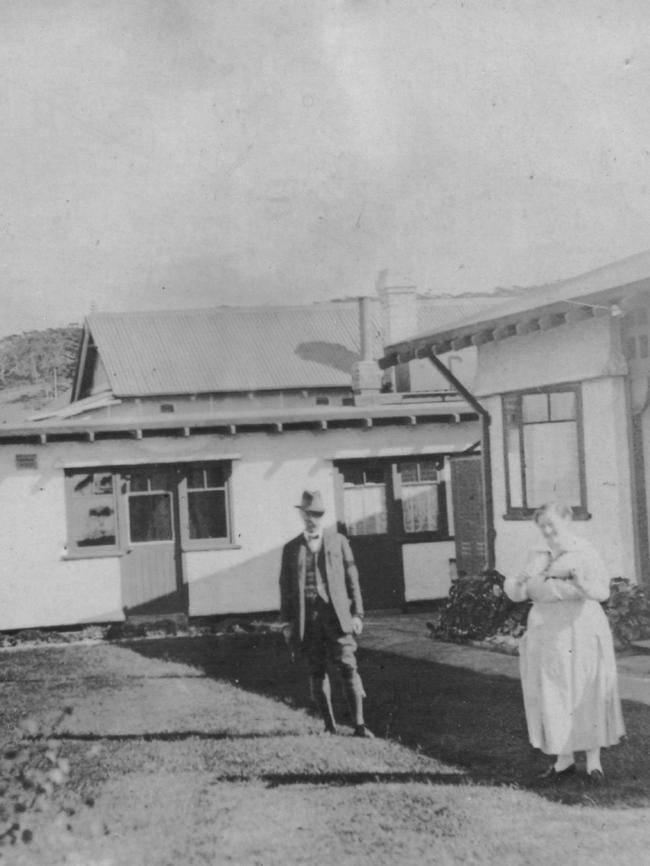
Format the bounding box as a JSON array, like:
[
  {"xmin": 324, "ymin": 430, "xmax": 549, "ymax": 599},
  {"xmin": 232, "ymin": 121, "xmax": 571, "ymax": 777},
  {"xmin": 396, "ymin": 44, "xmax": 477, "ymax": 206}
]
[
  {"xmin": 86, "ymin": 301, "xmax": 383, "ymax": 397},
  {"xmin": 80, "ymin": 293, "xmax": 510, "ymax": 398}
]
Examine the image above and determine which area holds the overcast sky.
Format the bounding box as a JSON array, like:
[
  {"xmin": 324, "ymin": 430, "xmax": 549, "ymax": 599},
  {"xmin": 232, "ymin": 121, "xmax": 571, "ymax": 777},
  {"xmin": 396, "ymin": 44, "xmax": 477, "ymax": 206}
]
[{"xmin": 2, "ymin": 0, "xmax": 650, "ymax": 337}]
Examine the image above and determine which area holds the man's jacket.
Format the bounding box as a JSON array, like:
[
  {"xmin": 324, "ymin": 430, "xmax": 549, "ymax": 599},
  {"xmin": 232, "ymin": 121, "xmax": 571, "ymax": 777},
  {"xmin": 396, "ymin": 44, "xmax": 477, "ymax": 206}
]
[{"xmin": 279, "ymin": 529, "xmax": 364, "ymax": 642}]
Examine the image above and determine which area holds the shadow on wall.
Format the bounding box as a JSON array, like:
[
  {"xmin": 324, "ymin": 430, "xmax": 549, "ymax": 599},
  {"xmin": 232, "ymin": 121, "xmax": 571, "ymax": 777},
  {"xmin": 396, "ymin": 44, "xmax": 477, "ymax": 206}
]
[{"xmin": 64, "ymin": 493, "xmax": 442, "ymax": 625}]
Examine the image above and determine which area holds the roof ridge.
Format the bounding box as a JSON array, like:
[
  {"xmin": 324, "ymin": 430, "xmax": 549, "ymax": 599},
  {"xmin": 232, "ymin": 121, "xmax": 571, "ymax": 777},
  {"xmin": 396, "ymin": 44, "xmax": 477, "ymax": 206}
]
[
  {"xmin": 85, "ymin": 293, "xmax": 510, "ymax": 322},
  {"xmin": 86, "ymin": 301, "xmax": 366, "ymax": 320}
]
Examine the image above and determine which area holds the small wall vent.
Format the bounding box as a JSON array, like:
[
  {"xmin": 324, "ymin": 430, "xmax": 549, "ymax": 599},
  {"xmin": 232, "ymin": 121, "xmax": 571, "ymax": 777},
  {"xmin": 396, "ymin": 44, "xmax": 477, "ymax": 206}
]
[{"xmin": 15, "ymin": 454, "xmax": 38, "ymax": 470}]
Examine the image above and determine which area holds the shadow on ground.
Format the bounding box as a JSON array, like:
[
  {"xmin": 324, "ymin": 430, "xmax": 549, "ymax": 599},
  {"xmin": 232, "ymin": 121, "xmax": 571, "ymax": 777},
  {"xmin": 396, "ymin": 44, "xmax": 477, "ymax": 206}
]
[{"xmin": 123, "ymin": 633, "xmax": 650, "ymax": 807}]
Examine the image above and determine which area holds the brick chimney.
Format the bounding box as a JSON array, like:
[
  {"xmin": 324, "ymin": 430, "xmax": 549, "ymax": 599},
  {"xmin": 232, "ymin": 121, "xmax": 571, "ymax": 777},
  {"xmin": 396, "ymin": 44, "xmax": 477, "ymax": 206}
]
[
  {"xmin": 351, "ymin": 295, "xmax": 382, "ymax": 402},
  {"xmin": 378, "ymin": 270, "xmax": 417, "ymax": 392}
]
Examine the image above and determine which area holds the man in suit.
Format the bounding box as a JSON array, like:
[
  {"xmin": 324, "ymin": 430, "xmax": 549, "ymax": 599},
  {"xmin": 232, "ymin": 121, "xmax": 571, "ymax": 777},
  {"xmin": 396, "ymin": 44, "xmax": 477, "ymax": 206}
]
[{"xmin": 279, "ymin": 489, "xmax": 374, "ymax": 737}]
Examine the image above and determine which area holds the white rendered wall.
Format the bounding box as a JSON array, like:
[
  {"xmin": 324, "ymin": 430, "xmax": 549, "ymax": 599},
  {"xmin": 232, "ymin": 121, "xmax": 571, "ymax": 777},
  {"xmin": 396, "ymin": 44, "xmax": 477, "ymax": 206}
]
[
  {"xmin": 185, "ymin": 422, "xmax": 476, "ymax": 615},
  {"xmin": 0, "ymin": 450, "xmax": 123, "ymax": 631},
  {"xmin": 402, "ymin": 541, "xmax": 455, "ymax": 601},
  {"xmin": 479, "ymin": 320, "xmax": 636, "ymax": 582},
  {"xmin": 0, "ymin": 421, "xmax": 477, "ymax": 628},
  {"xmin": 474, "ymin": 315, "xmax": 626, "ymax": 397}
]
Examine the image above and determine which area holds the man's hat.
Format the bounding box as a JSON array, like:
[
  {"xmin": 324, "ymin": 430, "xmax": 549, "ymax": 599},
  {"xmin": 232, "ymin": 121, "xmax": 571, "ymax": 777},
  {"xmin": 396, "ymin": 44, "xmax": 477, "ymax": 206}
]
[{"xmin": 296, "ymin": 489, "xmax": 325, "ymax": 514}]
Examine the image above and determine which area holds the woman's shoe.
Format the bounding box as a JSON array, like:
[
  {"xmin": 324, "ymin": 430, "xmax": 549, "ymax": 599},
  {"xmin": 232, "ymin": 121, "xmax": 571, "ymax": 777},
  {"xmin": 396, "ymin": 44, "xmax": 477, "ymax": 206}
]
[
  {"xmin": 537, "ymin": 763, "xmax": 577, "ymax": 783},
  {"xmin": 588, "ymin": 769, "xmax": 605, "ymax": 786}
]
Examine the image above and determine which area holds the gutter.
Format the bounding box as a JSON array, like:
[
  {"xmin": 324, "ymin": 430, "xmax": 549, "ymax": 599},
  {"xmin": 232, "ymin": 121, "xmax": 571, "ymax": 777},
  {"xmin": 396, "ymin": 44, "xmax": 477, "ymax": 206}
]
[{"xmin": 426, "ymin": 349, "xmax": 495, "ymax": 571}]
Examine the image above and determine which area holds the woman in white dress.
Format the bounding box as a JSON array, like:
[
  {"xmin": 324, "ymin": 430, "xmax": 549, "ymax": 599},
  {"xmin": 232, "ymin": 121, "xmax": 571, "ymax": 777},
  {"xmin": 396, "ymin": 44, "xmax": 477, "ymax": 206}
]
[{"xmin": 504, "ymin": 501, "xmax": 625, "ymax": 783}]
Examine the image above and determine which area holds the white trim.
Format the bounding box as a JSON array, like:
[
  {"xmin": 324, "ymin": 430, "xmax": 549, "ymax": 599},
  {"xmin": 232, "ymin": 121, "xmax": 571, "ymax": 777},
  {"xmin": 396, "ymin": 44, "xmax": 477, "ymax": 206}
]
[
  {"xmin": 59, "ymin": 453, "xmax": 242, "ymax": 468},
  {"xmin": 330, "ymin": 443, "xmax": 474, "ymax": 460}
]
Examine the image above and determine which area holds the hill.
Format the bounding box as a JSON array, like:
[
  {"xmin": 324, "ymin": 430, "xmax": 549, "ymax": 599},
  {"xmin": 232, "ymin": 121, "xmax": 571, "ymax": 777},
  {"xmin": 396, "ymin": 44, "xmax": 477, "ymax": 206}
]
[{"xmin": 0, "ymin": 325, "xmax": 82, "ymax": 422}]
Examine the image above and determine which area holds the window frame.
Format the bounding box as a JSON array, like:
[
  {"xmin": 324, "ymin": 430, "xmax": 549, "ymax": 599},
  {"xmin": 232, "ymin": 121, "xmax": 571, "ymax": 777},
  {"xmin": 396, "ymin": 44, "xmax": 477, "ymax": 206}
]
[
  {"xmin": 177, "ymin": 461, "xmax": 236, "ymax": 551},
  {"xmin": 64, "ymin": 460, "xmax": 237, "ymax": 558},
  {"xmin": 339, "ymin": 460, "xmax": 391, "ymax": 538},
  {"xmin": 501, "ymin": 383, "xmax": 590, "ymax": 520},
  {"xmin": 64, "ymin": 468, "xmax": 124, "ymax": 559},
  {"xmin": 392, "ymin": 458, "xmax": 450, "ymax": 541},
  {"xmin": 337, "ymin": 457, "xmax": 451, "ymax": 542}
]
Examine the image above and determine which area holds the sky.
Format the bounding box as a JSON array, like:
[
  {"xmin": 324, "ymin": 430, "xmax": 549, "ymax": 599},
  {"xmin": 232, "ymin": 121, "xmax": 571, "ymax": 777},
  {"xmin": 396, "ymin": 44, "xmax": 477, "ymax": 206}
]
[{"xmin": 2, "ymin": 0, "xmax": 650, "ymax": 337}]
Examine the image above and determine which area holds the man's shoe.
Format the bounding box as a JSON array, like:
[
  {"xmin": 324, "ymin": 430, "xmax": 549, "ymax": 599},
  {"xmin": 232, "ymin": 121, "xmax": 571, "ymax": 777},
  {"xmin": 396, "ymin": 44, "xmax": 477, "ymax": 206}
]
[
  {"xmin": 353, "ymin": 724, "xmax": 375, "ymax": 739},
  {"xmin": 536, "ymin": 763, "xmax": 576, "ymax": 783}
]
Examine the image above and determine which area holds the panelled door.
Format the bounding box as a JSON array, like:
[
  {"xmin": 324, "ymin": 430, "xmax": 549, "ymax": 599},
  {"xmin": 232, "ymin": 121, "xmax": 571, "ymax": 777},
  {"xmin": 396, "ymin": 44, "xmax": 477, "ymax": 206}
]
[{"xmin": 120, "ymin": 466, "xmax": 185, "ymax": 615}]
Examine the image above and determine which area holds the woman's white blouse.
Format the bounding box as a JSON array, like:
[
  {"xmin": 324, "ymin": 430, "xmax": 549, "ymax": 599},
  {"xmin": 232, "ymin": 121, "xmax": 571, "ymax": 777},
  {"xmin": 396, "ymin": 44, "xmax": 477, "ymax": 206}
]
[{"xmin": 504, "ymin": 535, "xmax": 611, "ymax": 605}]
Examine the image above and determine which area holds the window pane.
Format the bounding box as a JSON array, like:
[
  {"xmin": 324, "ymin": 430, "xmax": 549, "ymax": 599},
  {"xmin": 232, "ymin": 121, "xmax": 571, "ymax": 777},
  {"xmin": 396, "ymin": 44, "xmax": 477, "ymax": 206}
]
[
  {"xmin": 506, "ymin": 426, "xmax": 523, "ymax": 508},
  {"xmin": 94, "ymin": 474, "xmax": 113, "ymax": 494},
  {"xmin": 188, "ymin": 490, "xmax": 227, "ymax": 539},
  {"xmin": 522, "ymin": 393, "xmax": 548, "ymax": 423},
  {"xmin": 364, "ymin": 465, "xmax": 384, "ymax": 484},
  {"xmin": 398, "ymin": 462, "xmax": 419, "ymax": 483},
  {"xmin": 129, "ymin": 473, "xmax": 148, "ymax": 492},
  {"xmin": 524, "ymin": 421, "xmax": 580, "ymax": 506},
  {"xmin": 72, "ymin": 495, "xmax": 116, "ymax": 547},
  {"xmin": 344, "ymin": 486, "xmax": 387, "ymax": 535},
  {"xmin": 72, "ymin": 472, "xmax": 113, "ymax": 495},
  {"xmin": 402, "ymin": 484, "xmax": 439, "ymax": 532},
  {"xmin": 550, "ymin": 391, "xmax": 576, "ymax": 421},
  {"xmin": 187, "ymin": 468, "xmax": 205, "ymax": 490},
  {"xmin": 340, "ymin": 465, "xmax": 364, "ymax": 485},
  {"xmin": 419, "ymin": 462, "xmax": 439, "ymax": 481},
  {"xmin": 205, "ymin": 466, "xmax": 225, "ymax": 488},
  {"xmin": 150, "ymin": 470, "xmax": 171, "ymax": 491},
  {"xmin": 129, "ymin": 494, "xmax": 173, "ymax": 542}
]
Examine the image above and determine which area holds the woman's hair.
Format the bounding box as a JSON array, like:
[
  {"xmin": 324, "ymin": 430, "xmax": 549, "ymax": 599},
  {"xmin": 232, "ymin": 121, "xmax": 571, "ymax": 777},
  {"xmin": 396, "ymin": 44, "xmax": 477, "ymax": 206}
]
[{"xmin": 532, "ymin": 501, "xmax": 574, "ymax": 524}]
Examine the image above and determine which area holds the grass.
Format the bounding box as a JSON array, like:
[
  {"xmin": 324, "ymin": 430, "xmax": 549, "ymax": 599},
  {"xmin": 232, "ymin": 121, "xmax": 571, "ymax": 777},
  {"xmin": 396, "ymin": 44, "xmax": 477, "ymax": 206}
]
[{"xmin": 2, "ymin": 633, "xmax": 650, "ymax": 864}]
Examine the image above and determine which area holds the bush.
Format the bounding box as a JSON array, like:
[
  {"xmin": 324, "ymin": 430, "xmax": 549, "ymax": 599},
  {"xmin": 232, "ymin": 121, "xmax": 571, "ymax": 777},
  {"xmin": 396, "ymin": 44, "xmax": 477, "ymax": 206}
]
[
  {"xmin": 433, "ymin": 569, "xmax": 530, "ymax": 643},
  {"xmin": 433, "ymin": 572, "xmax": 650, "ymax": 650},
  {"xmin": 0, "ymin": 707, "xmax": 100, "ymax": 856},
  {"xmin": 605, "ymin": 577, "xmax": 650, "ymax": 648}
]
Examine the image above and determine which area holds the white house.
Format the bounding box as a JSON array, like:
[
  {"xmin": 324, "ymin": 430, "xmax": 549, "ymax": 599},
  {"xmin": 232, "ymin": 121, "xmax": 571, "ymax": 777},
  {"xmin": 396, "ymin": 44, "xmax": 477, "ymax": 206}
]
[
  {"xmin": 381, "ymin": 250, "xmax": 650, "ymax": 585},
  {"xmin": 0, "ymin": 285, "xmax": 505, "ymax": 631}
]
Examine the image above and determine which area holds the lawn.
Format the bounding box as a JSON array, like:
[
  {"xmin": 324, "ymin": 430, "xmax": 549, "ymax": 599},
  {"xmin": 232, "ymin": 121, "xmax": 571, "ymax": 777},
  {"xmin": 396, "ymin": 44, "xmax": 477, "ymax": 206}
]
[{"xmin": 2, "ymin": 632, "xmax": 650, "ymax": 865}]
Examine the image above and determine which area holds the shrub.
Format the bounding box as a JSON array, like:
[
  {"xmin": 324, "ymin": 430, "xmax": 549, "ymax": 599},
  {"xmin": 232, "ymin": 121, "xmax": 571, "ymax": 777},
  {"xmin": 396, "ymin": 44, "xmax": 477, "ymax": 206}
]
[
  {"xmin": 433, "ymin": 571, "xmax": 650, "ymax": 650},
  {"xmin": 433, "ymin": 569, "xmax": 530, "ymax": 643},
  {"xmin": 0, "ymin": 707, "xmax": 100, "ymax": 856},
  {"xmin": 605, "ymin": 577, "xmax": 650, "ymax": 648}
]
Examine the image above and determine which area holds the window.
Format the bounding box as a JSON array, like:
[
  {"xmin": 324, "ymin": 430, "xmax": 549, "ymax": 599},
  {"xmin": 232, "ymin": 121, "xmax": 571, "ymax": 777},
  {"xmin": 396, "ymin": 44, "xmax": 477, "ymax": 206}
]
[
  {"xmin": 396, "ymin": 460, "xmax": 443, "ymax": 533},
  {"xmin": 179, "ymin": 463, "xmax": 233, "ymax": 549},
  {"xmin": 502, "ymin": 385, "xmax": 587, "ymax": 518},
  {"xmin": 64, "ymin": 461, "xmax": 235, "ymax": 558},
  {"xmin": 340, "ymin": 464, "xmax": 388, "ymax": 536},
  {"xmin": 65, "ymin": 470, "xmax": 120, "ymax": 556},
  {"xmin": 338, "ymin": 458, "xmax": 449, "ymax": 539},
  {"xmin": 127, "ymin": 469, "xmax": 174, "ymax": 543}
]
